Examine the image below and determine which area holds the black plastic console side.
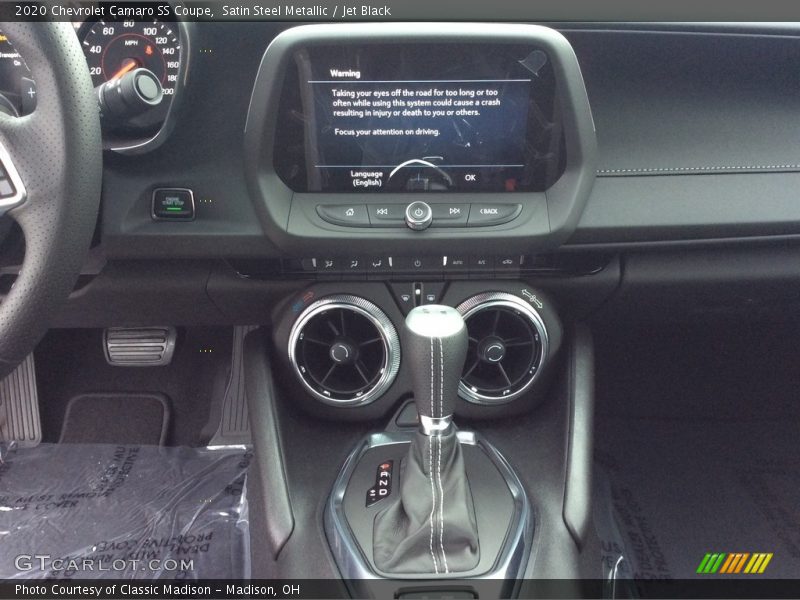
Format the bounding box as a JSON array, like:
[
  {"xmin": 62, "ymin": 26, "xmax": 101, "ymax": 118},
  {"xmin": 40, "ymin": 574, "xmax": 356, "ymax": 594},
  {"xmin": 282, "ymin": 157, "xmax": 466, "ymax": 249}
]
[
  {"xmin": 562, "ymin": 323, "xmax": 595, "ymax": 548},
  {"xmin": 243, "ymin": 330, "xmax": 295, "ymax": 558}
]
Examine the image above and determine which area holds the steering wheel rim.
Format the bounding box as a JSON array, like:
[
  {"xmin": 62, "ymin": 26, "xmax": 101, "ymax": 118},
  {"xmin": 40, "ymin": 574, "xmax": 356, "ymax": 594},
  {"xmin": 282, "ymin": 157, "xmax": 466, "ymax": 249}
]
[{"xmin": 0, "ymin": 22, "xmax": 102, "ymax": 379}]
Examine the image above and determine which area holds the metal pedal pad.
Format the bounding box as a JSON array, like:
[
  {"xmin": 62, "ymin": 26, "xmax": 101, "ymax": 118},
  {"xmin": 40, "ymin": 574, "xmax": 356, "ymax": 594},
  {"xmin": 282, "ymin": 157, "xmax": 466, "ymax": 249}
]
[
  {"xmin": 104, "ymin": 326, "xmax": 177, "ymax": 367},
  {"xmin": 0, "ymin": 354, "xmax": 41, "ymax": 447}
]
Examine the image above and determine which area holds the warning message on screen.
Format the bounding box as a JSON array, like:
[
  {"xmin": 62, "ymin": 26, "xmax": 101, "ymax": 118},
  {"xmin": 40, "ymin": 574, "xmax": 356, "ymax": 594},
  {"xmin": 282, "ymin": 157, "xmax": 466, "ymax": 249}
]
[{"xmin": 315, "ymin": 79, "xmax": 529, "ymax": 141}]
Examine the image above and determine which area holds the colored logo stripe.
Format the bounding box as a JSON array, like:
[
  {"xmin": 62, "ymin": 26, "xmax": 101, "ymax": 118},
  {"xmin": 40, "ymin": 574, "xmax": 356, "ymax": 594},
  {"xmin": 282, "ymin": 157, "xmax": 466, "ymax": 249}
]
[
  {"xmin": 697, "ymin": 553, "xmax": 726, "ymax": 573},
  {"xmin": 697, "ymin": 552, "xmax": 773, "ymax": 574},
  {"xmin": 720, "ymin": 553, "xmax": 749, "ymax": 573},
  {"xmin": 719, "ymin": 553, "xmax": 736, "ymax": 573},
  {"xmin": 745, "ymin": 553, "xmax": 773, "ymax": 574}
]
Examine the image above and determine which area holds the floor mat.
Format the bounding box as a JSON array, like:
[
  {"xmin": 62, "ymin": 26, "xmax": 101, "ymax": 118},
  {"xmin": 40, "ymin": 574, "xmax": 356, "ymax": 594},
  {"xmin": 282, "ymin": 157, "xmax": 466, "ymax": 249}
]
[
  {"xmin": 0, "ymin": 443, "xmax": 251, "ymax": 579},
  {"xmin": 594, "ymin": 417, "xmax": 800, "ymax": 581},
  {"xmin": 35, "ymin": 328, "xmax": 234, "ymax": 446},
  {"xmin": 60, "ymin": 393, "xmax": 170, "ymax": 445}
]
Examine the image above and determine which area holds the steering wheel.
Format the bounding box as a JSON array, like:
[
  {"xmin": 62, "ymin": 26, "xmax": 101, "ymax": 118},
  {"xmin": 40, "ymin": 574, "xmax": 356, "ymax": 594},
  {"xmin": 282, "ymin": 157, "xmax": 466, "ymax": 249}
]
[{"xmin": 0, "ymin": 23, "xmax": 101, "ymax": 379}]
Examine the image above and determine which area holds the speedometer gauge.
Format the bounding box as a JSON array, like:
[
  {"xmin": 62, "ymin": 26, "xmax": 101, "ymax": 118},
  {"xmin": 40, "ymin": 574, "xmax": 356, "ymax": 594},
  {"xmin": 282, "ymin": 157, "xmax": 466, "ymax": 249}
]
[
  {"xmin": 80, "ymin": 19, "xmax": 182, "ymax": 142},
  {"xmin": 82, "ymin": 20, "xmax": 179, "ymax": 94}
]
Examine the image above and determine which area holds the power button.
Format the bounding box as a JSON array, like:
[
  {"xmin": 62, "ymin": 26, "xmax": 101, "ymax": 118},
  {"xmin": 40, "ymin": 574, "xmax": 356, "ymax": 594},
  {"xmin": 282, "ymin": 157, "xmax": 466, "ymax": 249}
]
[
  {"xmin": 405, "ymin": 201, "xmax": 432, "ymax": 231},
  {"xmin": 152, "ymin": 188, "xmax": 195, "ymax": 221}
]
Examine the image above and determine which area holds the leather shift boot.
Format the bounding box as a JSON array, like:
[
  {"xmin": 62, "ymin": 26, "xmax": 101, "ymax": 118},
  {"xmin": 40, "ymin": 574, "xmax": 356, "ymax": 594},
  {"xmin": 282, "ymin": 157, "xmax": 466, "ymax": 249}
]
[{"xmin": 373, "ymin": 430, "xmax": 480, "ymax": 574}]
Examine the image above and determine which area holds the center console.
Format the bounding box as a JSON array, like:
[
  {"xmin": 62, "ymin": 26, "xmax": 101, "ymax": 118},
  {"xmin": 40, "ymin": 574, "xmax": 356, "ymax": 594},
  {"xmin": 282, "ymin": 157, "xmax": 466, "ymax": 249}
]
[
  {"xmin": 241, "ymin": 22, "xmax": 599, "ymax": 598},
  {"xmin": 324, "ymin": 305, "xmax": 535, "ymax": 598}
]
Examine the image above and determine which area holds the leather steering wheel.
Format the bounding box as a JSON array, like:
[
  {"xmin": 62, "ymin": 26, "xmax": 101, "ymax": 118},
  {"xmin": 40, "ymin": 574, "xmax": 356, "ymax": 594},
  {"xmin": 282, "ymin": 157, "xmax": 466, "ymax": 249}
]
[{"xmin": 0, "ymin": 23, "xmax": 101, "ymax": 379}]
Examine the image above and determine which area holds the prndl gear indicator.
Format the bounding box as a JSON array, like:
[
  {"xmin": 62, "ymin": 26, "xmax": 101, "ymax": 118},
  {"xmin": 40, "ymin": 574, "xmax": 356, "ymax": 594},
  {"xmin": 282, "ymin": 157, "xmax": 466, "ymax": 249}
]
[{"xmin": 366, "ymin": 460, "xmax": 394, "ymax": 507}]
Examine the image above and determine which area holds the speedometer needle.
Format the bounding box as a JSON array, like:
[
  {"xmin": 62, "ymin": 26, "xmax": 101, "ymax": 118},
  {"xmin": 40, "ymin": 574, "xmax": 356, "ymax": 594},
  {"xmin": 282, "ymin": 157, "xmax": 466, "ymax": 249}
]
[{"xmin": 110, "ymin": 59, "xmax": 137, "ymax": 81}]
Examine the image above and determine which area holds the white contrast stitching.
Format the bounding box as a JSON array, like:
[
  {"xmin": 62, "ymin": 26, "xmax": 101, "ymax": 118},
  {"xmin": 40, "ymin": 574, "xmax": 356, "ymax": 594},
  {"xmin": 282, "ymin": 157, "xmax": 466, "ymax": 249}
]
[
  {"xmin": 428, "ymin": 337, "xmax": 439, "ymax": 574},
  {"xmin": 598, "ymin": 164, "xmax": 800, "ymax": 175},
  {"xmin": 437, "ymin": 423, "xmax": 448, "ymax": 573},
  {"xmin": 439, "ymin": 337, "xmax": 444, "ymax": 419},
  {"xmin": 430, "ymin": 336, "xmax": 435, "ymax": 418},
  {"xmin": 437, "ymin": 338, "xmax": 448, "ymax": 572},
  {"xmin": 428, "ymin": 433, "xmax": 439, "ymax": 574}
]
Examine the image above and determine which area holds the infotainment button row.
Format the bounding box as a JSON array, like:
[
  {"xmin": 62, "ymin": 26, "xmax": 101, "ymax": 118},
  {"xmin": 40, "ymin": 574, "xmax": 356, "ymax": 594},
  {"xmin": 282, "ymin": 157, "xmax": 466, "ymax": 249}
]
[{"xmin": 316, "ymin": 202, "xmax": 521, "ymax": 229}]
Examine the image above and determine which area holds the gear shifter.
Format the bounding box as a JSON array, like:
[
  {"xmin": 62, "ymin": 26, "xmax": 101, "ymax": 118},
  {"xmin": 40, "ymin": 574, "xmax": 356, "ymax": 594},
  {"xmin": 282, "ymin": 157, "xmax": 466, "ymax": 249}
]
[
  {"xmin": 404, "ymin": 305, "xmax": 467, "ymax": 434},
  {"xmin": 373, "ymin": 305, "xmax": 480, "ymax": 574}
]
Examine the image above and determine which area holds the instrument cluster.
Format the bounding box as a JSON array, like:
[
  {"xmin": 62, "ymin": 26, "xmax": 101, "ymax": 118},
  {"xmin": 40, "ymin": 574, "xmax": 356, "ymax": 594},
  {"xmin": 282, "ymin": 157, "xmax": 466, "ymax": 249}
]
[
  {"xmin": 0, "ymin": 18, "xmax": 188, "ymax": 154},
  {"xmin": 75, "ymin": 18, "xmax": 188, "ymax": 152}
]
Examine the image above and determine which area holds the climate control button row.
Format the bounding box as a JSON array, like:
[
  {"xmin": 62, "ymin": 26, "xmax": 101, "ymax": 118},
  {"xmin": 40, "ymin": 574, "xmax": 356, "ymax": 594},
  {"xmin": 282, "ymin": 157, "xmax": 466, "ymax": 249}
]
[{"xmin": 316, "ymin": 202, "xmax": 521, "ymax": 228}]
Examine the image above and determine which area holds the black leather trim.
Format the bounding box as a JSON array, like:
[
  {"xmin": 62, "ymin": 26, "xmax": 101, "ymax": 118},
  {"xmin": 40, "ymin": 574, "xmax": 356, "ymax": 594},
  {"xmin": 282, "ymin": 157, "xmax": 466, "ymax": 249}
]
[{"xmin": 373, "ymin": 430, "xmax": 480, "ymax": 574}]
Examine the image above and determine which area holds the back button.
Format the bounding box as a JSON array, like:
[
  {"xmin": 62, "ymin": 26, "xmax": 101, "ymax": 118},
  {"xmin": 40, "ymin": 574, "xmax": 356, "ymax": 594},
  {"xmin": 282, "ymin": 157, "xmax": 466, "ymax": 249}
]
[{"xmin": 467, "ymin": 203, "xmax": 522, "ymax": 227}]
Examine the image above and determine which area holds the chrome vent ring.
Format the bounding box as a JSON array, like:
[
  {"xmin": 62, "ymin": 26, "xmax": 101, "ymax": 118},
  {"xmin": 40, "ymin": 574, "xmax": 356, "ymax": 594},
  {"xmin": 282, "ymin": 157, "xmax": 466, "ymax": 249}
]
[
  {"xmin": 289, "ymin": 295, "xmax": 400, "ymax": 407},
  {"xmin": 456, "ymin": 292, "xmax": 548, "ymax": 405}
]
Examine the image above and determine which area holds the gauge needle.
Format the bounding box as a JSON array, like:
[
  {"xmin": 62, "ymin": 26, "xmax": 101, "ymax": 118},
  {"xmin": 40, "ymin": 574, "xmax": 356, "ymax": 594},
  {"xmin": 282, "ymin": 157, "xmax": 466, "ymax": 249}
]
[{"xmin": 110, "ymin": 59, "xmax": 137, "ymax": 81}]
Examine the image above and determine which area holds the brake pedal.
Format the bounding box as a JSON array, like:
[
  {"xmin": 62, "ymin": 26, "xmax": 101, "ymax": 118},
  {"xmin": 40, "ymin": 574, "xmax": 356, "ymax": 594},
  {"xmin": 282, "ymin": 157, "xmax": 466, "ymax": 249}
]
[
  {"xmin": 104, "ymin": 326, "xmax": 177, "ymax": 367},
  {"xmin": 0, "ymin": 354, "xmax": 41, "ymax": 447}
]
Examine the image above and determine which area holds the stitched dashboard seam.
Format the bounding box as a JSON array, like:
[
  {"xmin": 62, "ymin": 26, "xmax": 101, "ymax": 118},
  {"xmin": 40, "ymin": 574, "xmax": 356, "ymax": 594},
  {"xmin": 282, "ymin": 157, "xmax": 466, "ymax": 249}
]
[{"xmin": 598, "ymin": 164, "xmax": 800, "ymax": 175}]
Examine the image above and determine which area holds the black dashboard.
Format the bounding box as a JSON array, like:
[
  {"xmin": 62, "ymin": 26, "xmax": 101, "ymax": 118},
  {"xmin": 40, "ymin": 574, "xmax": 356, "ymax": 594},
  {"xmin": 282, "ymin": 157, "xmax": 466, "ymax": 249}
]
[
  {"xmin": 40, "ymin": 20, "xmax": 794, "ymax": 265},
  {"xmin": 3, "ymin": 20, "xmax": 800, "ymax": 307}
]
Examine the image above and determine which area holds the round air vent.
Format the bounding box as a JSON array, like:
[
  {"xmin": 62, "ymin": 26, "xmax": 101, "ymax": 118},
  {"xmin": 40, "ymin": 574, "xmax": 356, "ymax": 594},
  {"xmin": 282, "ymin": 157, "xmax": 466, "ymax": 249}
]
[
  {"xmin": 289, "ymin": 295, "xmax": 400, "ymax": 407},
  {"xmin": 456, "ymin": 292, "xmax": 548, "ymax": 405}
]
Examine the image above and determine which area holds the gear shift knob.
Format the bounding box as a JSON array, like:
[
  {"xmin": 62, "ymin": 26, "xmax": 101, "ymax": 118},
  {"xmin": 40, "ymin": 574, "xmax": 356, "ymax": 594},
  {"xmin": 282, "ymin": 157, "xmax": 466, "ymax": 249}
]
[{"xmin": 403, "ymin": 305, "xmax": 468, "ymax": 435}]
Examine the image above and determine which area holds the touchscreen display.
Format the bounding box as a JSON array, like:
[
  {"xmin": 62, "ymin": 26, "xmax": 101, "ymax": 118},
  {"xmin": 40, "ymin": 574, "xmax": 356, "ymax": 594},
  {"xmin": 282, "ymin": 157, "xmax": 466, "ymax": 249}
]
[{"xmin": 273, "ymin": 44, "xmax": 564, "ymax": 193}]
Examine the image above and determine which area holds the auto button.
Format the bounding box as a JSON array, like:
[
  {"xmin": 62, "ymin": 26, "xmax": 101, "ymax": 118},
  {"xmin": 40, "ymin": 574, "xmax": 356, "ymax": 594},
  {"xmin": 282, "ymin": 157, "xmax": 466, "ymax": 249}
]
[{"xmin": 467, "ymin": 203, "xmax": 522, "ymax": 227}]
